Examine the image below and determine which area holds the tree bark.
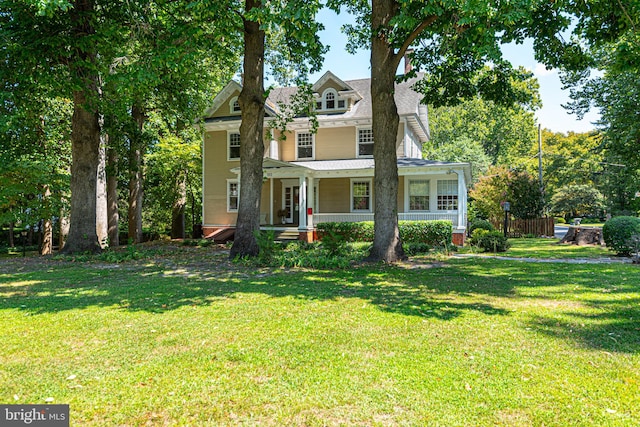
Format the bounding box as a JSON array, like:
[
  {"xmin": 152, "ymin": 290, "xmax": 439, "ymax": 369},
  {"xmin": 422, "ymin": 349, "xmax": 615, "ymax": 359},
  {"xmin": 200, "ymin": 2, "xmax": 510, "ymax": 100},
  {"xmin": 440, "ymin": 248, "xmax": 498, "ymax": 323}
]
[
  {"xmin": 107, "ymin": 143, "xmax": 120, "ymax": 247},
  {"xmin": 128, "ymin": 102, "xmax": 145, "ymax": 244},
  {"xmin": 96, "ymin": 138, "xmax": 108, "ymax": 247},
  {"xmin": 59, "ymin": 205, "xmax": 70, "ymax": 248},
  {"xmin": 229, "ymin": 0, "xmax": 266, "ymax": 259},
  {"xmin": 171, "ymin": 172, "xmax": 186, "ymax": 239},
  {"xmin": 9, "ymin": 222, "xmax": 15, "ymax": 248},
  {"xmin": 559, "ymin": 226, "xmax": 604, "ymax": 245},
  {"xmin": 367, "ymin": 0, "xmax": 406, "ymax": 263},
  {"xmin": 61, "ymin": 0, "xmax": 102, "ymax": 254},
  {"xmin": 41, "ymin": 185, "xmax": 53, "ymax": 255}
]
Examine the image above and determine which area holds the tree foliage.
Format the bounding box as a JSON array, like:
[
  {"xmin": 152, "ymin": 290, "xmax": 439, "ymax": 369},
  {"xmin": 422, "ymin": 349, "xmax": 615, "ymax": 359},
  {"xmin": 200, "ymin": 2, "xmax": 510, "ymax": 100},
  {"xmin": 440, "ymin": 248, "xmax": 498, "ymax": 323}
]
[
  {"xmin": 470, "ymin": 166, "xmax": 544, "ymax": 223},
  {"xmin": 550, "ymin": 184, "xmax": 605, "ymax": 220}
]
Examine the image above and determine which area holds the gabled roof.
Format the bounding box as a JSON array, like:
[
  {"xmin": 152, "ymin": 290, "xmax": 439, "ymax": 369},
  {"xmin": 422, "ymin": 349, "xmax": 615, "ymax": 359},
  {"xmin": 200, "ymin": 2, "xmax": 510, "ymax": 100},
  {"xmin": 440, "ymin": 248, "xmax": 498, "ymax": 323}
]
[
  {"xmin": 311, "ymin": 71, "xmax": 354, "ymax": 93},
  {"xmin": 203, "ymin": 80, "xmax": 242, "ymax": 118},
  {"xmin": 203, "ymin": 72, "xmax": 429, "ymax": 141}
]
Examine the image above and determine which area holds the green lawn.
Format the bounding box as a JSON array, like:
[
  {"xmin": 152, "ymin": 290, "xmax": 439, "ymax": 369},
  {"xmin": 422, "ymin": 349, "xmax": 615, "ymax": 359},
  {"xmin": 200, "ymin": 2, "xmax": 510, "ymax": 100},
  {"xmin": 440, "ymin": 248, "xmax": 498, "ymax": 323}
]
[
  {"xmin": 0, "ymin": 242, "xmax": 638, "ymax": 426},
  {"xmin": 460, "ymin": 238, "xmax": 616, "ymax": 260}
]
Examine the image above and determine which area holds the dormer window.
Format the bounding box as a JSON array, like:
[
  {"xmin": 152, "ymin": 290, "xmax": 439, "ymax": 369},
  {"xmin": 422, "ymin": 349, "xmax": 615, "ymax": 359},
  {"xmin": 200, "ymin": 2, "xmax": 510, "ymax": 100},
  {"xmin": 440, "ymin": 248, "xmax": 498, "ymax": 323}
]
[
  {"xmin": 230, "ymin": 96, "xmax": 241, "ymax": 114},
  {"xmin": 325, "ymin": 91, "xmax": 335, "ymax": 109},
  {"xmin": 317, "ymin": 88, "xmax": 346, "ymax": 112}
]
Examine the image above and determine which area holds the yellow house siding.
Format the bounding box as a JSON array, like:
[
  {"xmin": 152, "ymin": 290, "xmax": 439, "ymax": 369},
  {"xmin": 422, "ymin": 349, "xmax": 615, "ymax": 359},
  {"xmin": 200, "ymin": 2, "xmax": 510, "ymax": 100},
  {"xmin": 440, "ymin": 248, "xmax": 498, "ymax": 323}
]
[
  {"xmin": 316, "ymin": 127, "xmax": 356, "ymax": 160},
  {"xmin": 203, "ymin": 130, "xmax": 238, "ymax": 226},
  {"xmin": 319, "ymin": 178, "xmax": 350, "ymax": 212},
  {"xmin": 279, "ymin": 130, "xmax": 296, "ymax": 162},
  {"xmin": 209, "ymin": 89, "xmax": 241, "ymax": 119}
]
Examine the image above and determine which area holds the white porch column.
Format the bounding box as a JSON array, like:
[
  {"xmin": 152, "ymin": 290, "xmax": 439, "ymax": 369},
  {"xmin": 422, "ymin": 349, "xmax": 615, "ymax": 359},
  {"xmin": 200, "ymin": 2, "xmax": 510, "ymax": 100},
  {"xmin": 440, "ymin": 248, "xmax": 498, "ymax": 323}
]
[
  {"xmin": 307, "ymin": 176, "xmax": 315, "ymax": 230},
  {"xmin": 298, "ymin": 175, "xmax": 307, "ymax": 231},
  {"xmin": 457, "ymin": 171, "xmax": 466, "ymax": 229},
  {"xmin": 269, "ymin": 177, "xmax": 274, "ymax": 225}
]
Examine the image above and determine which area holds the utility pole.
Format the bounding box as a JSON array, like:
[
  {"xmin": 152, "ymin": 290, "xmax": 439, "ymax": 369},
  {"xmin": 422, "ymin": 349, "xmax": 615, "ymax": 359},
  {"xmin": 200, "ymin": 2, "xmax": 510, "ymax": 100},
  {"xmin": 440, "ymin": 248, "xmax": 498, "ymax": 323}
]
[{"xmin": 538, "ymin": 123, "xmax": 543, "ymax": 191}]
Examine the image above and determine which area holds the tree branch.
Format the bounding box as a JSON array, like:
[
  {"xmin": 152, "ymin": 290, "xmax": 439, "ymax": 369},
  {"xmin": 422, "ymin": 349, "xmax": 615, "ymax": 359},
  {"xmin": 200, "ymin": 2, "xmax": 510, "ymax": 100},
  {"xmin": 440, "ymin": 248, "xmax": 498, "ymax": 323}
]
[
  {"xmin": 617, "ymin": 0, "xmax": 637, "ymax": 34},
  {"xmin": 392, "ymin": 15, "xmax": 438, "ymax": 70}
]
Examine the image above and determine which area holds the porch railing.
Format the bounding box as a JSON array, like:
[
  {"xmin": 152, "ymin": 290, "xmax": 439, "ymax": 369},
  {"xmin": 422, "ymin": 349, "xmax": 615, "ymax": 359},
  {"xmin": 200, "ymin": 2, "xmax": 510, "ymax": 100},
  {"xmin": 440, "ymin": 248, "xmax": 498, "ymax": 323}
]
[{"xmin": 313, "ymin": 212, "xmax": 459, "ymax": 226}]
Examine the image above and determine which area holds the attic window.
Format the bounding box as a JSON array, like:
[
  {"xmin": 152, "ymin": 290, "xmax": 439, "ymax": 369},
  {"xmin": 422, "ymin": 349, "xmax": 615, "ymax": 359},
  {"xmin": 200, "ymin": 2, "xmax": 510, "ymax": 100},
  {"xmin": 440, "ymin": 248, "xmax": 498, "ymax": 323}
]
[
  {"xmin": 230, "ymin": 97, "xmax": 241, "ymax": 113},
  {"xmin": 338, "ymin": 100, "xmax": 345, "ymax": 109},
  {"xmin": 325, "ymin": 91, "xmax": 335, "ymax": 109}
]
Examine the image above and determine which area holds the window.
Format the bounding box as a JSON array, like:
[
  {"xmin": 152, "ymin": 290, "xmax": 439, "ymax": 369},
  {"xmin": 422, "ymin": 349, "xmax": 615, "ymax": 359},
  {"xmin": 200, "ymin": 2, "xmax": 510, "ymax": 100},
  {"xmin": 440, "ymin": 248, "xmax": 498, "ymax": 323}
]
[
  {"xmin": 358, "ymin": 128, "xmax": 374, "ymax": 157},
  {"xmin": 325, "ymin": 91, "xmax": 335, "ymax": 109},
  {"xmin": 409, "ymin": 180, "xmax": 430, "ymax": 211},
  {"xmin": 227, "ymin": 180, "xmax": 239, "ymax": 212},
  {"xmin": 228, "ymin": 132, "xmax": 240, "ymax": 160},
  {"xmin": 352, "ymin": 180, "xmax": 371, "ymax": 211},
  {"xmin": 337, "ymin": 99, "xmax": 345, "ymax": 109},
  {"xmin": 296, "ymin": 132, "xmax": 314, "ymax": 160},
  {"xmin": 230, "ymin": 96, "xmax": 240, "ymax": 113},
  {"xmin": 437, "ymin": 180, "xmax": 458, "ymax": 210}
]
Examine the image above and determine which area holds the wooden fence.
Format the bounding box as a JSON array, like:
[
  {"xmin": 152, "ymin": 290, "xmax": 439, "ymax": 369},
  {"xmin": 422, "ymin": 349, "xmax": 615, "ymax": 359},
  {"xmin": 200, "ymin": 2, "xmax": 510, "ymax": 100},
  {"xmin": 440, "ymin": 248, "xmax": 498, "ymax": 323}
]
[{"xmin": 491, "ymin": 217, "xmax": 555, "ymax": 238}]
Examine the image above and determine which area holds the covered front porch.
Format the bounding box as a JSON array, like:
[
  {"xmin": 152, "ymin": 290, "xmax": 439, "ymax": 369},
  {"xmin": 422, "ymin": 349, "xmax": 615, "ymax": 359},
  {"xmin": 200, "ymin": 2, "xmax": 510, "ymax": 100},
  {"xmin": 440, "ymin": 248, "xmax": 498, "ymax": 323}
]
[{"xmin": 247, "ymin": 158, "xmax": 470, "ymax": 243}]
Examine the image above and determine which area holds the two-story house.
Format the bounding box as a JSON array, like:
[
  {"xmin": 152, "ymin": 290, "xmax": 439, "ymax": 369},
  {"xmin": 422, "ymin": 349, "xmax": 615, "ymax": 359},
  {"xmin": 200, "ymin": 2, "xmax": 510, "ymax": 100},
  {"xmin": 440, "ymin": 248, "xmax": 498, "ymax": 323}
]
[{"xmin": 201, "ymin": 71, "xmax": 471, "ymax": 245}]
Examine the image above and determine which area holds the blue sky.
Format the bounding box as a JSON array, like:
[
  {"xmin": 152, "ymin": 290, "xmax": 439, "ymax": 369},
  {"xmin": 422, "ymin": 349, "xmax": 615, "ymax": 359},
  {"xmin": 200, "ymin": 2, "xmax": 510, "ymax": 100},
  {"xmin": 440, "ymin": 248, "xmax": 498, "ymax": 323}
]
[{"xmin": 309, "ymin": 9, "xmax": 600, "ymax": 134}]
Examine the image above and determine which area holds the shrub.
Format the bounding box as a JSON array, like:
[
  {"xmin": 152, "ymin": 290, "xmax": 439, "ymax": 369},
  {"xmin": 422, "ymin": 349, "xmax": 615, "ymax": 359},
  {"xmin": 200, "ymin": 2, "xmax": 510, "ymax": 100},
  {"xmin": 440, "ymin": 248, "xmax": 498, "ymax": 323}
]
[
  {"xmin": 469, "ymin": 219, "xmax": 494, "ymax": 234},
  {"xmin": 317, "ymin": 220, "xmax": 453, "ymax": 247},
  {"xmin": 555, "ymin": 217, "xmax": 566, "ymax": 224},
  {"xmin": 321, "ymin": 230, "xmax": 347, "ymax": 256},
  {"xmin": 477, "ymin": 231, "xmax": 510, "ymax": 253},
  {"xmin": 603, "ymin": 216, "xmax": 640, "ymax": 256},
  {"xmin": 398, "ymin": 220, "xmax": 452, "ymax": 247},
  {"xmin": 469, "ymin": 228, "xmax": 490, "ymax": 246},
  {"xmin": 255, "ymin": 230, "xmax": 279, "ymax": 263},
  {"xmin": 403, "ymin": 242, "xmax": 431, "ymax": 256},
  {"xmin": 316, "ymin": 222, "xmax": 374, "ymax": 242}
]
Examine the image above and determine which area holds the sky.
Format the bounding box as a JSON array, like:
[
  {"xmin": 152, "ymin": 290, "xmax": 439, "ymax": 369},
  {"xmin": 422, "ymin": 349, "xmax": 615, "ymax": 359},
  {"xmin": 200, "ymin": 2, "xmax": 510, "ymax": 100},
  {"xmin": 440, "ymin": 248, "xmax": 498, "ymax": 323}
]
[{"xmin": 309, "ymin": 9, "xmax": 600, "ymax": 134}]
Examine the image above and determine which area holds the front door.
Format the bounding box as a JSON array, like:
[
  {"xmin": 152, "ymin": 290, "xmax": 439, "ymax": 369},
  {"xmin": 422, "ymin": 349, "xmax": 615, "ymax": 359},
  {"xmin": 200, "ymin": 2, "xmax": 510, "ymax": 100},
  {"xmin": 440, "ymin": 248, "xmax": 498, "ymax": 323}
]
[{"xmin": 284, "ymin": 186, "xmax": 299, "ymax": 224}]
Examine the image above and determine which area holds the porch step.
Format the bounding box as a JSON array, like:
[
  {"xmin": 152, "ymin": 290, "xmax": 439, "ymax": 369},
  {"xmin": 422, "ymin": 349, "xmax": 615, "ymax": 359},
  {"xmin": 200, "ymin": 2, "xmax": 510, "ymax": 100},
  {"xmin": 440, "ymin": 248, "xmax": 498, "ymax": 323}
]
[
  {"xmin": 274, "ymin": 229, "xmax": 299, "ymax": 241},
  {"xmin": 204, "ymin": 227, "xmax": 235, "ymax": 244}
]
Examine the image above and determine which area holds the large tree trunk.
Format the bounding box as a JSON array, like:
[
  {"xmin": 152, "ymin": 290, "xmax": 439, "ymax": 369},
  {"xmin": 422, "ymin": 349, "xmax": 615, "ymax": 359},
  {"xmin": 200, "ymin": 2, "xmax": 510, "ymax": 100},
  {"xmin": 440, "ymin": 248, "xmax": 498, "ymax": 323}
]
[
  {"xmin": 107, "ymin": 143, "xmax": 120, "ymax": 246},
  {"xmin": 171, "ymin": 172, "xmax": 186, "ymax": 239},
  {"xmin": 63, "ymin": 88, "xmax": 101, "ymax": 253},
  {"xmin": 229, "ymin": 0, "xmax": 265, "ymax": 259},
  {"xmin": 41, "ymin": 185, "xmax": 53, "ymax": 255},
  {"xmin": 61, "ymin": 0, "xmax": 101, "ymax": 254},
  {"xmin": 8, "ymin": 222, "xmax": 15, "ymax": 248},
  {"xmin": 128, "ymin": 102, "xmax": 145, "ymax": 244},
  {"xmin": 59, "ymin": 205, "xmax": 70, "ymax": 248},
  {"xmin": 367, "ymin": 0, "xmax": 406, "ymax": 263},
  {"xmin": 96, "ymin": 139, "xmax": 108, "ymax": 247}
]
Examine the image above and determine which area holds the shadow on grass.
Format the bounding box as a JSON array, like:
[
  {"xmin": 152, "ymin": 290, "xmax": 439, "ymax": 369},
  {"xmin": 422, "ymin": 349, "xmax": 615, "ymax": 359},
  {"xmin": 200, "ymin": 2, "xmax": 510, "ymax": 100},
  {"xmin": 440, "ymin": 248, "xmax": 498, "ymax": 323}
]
[
  {"xmin": 1, "ymin": 254, "xmax": 639, "ymax": 353},
  {"xmin": 0, "ymin": 257, "xmax": 510, "ymax": 323}
]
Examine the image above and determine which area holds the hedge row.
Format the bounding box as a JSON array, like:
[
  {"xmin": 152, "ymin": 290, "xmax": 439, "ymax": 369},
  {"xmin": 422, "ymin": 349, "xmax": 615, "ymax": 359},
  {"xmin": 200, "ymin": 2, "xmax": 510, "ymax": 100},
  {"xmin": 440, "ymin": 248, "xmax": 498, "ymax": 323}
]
[{"xmin": 316, "ymin": 220, "xmax": 453, "ymax": 246}]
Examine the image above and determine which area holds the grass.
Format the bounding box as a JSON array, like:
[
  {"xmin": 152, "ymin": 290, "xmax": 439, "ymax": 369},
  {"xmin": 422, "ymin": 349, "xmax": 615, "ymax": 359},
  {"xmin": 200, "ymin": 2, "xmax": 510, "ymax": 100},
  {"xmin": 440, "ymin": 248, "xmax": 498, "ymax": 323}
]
[
  {"xmin": 0, "ymin": 240, "xmax": 638, "ymax": 426},
  {"xmin": 460, "ymin": 237, "xmax": 616, "ymax": 260}
]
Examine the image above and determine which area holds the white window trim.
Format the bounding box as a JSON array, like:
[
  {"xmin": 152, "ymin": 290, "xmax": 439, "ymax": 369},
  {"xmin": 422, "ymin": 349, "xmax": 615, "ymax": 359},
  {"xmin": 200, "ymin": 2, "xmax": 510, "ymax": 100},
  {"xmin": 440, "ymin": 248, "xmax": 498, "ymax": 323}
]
[
  {"xmin": 229, "ymin": 96, "xmax": 240, "ymax": 114},
  {"xmin": 356, "ymin": 126, "xmax": 374, "ymax": 158},
  {"xmin": 227, "ymin": 130, "xmax": 240, "ymax": 161},
  {"xmin": 407, "ymin": 178, "xmax": 431, "ymax": 212},
  {"xmin": 323, "ymin": 88, "xmax": 338, "ymax": 110},
  {"xmin": 437, "ymin": 179, "xmax": 459, "ymax": 212},
  {"xmin": 350, "ymin": 178, "xmax": 373, "ymax": 212},
  {"xmin": 295, "ymin": 130, "xmax": 315, "ymax": 160},
  {"xmin": 227, "ymin": 179, "xmax": 239, "ymax": 213}
]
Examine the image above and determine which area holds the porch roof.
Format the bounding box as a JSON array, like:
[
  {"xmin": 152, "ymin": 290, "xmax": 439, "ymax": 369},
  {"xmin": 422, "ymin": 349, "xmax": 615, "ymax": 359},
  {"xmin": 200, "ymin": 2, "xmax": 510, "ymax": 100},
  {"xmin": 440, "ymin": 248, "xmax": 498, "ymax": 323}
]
[{"xmin": 233, "ymin": 157, "xmax": 471, "ymax": 183}]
